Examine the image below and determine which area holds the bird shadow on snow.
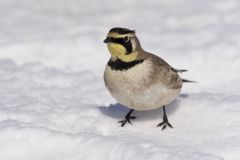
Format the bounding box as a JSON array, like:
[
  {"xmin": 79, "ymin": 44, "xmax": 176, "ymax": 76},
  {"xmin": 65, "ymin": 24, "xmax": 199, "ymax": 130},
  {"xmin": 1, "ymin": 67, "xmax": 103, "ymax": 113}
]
[{"xmin": 99, "ymin": 94, "xmax": 188, "ymax": 121}]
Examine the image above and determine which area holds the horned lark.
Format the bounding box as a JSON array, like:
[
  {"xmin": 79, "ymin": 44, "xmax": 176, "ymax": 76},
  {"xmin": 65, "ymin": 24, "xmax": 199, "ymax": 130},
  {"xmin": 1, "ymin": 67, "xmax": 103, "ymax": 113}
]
[{"xmin": 103, "ymin": 27, "xmax": 192, "ymax": 130}]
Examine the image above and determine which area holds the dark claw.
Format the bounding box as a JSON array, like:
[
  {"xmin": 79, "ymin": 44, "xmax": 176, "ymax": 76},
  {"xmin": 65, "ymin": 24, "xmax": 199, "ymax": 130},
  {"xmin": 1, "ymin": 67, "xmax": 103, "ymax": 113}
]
[
  {"xmin": 167, "ymin": 122, "xmax": 173, "ymax": 128},
  {"xmin": 162, "ymin": 125, "xmax": 166, "ymax": 130},
  {"xmin": 118, "ymin": 120, "xmax": 127, "ymax": 127},
  {"xmin": 157, "ymin": 120, "xmax": 173, "ymax": 130},
  {"xmin": 130, "ymin": 116, "xmax": 136, "ymax": 119},
  {"xmin": 118, "ymin": 109, "xmax": 136, "ymax": 127},
  {"xmin": 157, "ymin": 106, "xmax": 173, "ymax": 130},
  {"xmin": 157, "ymin": 122, "xmax": 164, "ymax": 127},
  {"xmin": 118, "ymin": 116, "xmax": 136, "ymax": 127}
]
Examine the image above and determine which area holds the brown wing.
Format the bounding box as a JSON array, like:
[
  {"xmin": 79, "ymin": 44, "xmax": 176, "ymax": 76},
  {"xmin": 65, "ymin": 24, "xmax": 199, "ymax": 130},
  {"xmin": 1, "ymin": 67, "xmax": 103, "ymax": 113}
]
[{"xmin": 144, "ymin": 53, "xmax": 183, "ymax": 89}]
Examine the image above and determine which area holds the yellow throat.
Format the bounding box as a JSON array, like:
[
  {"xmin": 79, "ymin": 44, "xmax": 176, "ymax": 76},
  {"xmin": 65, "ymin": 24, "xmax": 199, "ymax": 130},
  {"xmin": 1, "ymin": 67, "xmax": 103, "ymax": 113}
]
[{"xmin": 107, "ymin": 43, "xmax": 138, "ymax": 62}]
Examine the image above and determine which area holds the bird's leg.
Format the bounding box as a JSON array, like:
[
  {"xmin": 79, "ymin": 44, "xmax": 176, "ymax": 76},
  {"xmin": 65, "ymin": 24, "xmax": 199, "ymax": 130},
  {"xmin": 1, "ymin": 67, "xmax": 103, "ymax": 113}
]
[
  {"xmin": 118, "ymin": 109, "xmax": 136, "ymax": 127},
  {"xmin": 157, "ymin": 106, "xmax": 173, "ymax": 130}
]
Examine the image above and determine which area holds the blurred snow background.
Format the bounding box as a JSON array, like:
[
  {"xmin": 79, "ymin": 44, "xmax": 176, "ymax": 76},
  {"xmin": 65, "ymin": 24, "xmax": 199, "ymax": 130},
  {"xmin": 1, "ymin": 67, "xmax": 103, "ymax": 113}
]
[{"xmin": 0, "ymin": 0, "xmax": 240, "ymax": 159}]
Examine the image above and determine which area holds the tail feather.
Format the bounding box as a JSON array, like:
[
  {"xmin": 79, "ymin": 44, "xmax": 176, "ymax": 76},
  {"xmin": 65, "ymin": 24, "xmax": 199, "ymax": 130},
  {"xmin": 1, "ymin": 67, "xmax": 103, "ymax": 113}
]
[
  {"xmin": 177, "ymin": 69, "xmax": 188, "ymax": 73},
  {"xmin": 182, "ymin": 79, "xmax": 197, "ymax": 83},
  {"xmin": 171, "ymin": 67, "xmax": 188, "ymax": 73},
  {"xmin": 172, "ymin": 67, "xmax": 196, "ymax": 83}
]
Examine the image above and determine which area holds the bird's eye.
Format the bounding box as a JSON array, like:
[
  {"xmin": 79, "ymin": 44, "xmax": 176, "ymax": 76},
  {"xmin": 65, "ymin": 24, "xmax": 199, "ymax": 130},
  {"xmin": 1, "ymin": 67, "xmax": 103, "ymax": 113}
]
[{"xmin": 124, "ymin": 36, "xmax": 130, "ymax": 42}]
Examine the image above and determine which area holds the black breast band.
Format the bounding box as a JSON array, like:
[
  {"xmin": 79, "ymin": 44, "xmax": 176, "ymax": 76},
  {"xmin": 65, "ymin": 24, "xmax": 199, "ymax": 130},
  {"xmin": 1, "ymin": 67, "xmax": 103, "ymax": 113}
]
[{"xmin": 108, "ymin": 58, "xmax": 144, "ymax": 71}]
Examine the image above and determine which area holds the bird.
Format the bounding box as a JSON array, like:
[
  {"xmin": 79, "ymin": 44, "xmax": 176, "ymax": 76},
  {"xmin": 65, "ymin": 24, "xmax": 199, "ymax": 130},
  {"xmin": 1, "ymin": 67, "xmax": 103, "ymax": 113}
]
[{"xmin": 103, "ymin": 27, "xmax": 193, "ymax": 130}]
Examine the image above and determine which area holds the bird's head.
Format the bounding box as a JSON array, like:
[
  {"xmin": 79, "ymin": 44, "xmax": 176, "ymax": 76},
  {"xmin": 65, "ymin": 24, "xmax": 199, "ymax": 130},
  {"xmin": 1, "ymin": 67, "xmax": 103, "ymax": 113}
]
[{"xmin": 103, "ymin": 27, "xmax": 142, "ymax": 62}]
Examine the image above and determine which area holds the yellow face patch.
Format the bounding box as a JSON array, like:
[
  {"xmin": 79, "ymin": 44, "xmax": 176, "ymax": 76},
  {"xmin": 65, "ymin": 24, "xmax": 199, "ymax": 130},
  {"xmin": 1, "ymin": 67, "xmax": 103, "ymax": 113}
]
[
  {"xmin": 117, "ymin": 52, "xmax": 138, "ymax": 62},
  {"xmin": 107, "ymin": 43, "xmax": 126, "ymax": 57},
  {"xmin": 107, "ymin": 43, "xmax": 138, "ymax": 62}
]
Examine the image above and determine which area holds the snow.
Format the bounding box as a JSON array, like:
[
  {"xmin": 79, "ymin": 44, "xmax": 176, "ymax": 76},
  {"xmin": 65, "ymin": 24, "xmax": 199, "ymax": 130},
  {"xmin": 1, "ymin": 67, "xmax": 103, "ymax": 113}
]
[{"xmin": 0, "ymin": 0, "xmax": 240, "ymax": 159}]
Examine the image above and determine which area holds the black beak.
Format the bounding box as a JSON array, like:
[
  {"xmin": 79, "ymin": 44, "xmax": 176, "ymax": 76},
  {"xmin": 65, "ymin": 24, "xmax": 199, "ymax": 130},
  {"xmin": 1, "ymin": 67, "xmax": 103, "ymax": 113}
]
[{"xmin": 103, "ymin": 37, "xmax": 110, "ymax": 43}]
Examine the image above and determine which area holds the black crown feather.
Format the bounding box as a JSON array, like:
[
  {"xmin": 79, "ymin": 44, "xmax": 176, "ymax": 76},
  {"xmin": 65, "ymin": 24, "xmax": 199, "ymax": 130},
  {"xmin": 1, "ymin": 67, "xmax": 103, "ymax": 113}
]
[{"xmin": 109, "ymin": 27, "xmax": 135, "ymax": 34}]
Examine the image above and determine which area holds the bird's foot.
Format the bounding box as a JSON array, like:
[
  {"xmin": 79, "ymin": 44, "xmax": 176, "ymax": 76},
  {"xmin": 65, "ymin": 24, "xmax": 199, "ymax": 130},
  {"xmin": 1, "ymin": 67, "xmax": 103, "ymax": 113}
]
[
  {"xmin": 118, "ymin": 115, "xmax": 136, "ymax": 127},
  {"xmin": 157, "ymin": 116, "xmax": 173, "ymax": 130}
]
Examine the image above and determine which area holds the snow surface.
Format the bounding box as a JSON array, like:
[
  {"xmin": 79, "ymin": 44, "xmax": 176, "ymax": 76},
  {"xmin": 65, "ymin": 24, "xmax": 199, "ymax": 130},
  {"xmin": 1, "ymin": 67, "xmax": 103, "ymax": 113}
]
[{"xmin": 0, "ymin": 0, "xmax": 240, "ymax": 159}]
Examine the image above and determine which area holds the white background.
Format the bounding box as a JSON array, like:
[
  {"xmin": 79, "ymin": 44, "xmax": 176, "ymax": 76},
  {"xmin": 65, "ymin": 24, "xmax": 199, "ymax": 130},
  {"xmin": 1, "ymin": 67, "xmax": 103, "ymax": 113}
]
[{"xmin": 0, "ymin": 0, "xmax": 239, "ymax": 159}]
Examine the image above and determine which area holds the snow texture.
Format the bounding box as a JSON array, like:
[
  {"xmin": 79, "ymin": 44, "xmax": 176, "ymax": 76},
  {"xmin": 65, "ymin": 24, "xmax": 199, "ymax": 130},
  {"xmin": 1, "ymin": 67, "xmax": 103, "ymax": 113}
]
[{"xmin": 0, "ymin": 0, "xmax": 240, "ymax": 159}]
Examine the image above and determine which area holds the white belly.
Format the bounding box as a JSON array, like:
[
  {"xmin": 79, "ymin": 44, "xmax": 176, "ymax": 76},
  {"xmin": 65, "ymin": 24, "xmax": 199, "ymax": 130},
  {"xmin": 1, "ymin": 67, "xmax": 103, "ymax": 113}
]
[{"xmin": 104, "ymin": 61, "xmax": 181, "ymax": 110}]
